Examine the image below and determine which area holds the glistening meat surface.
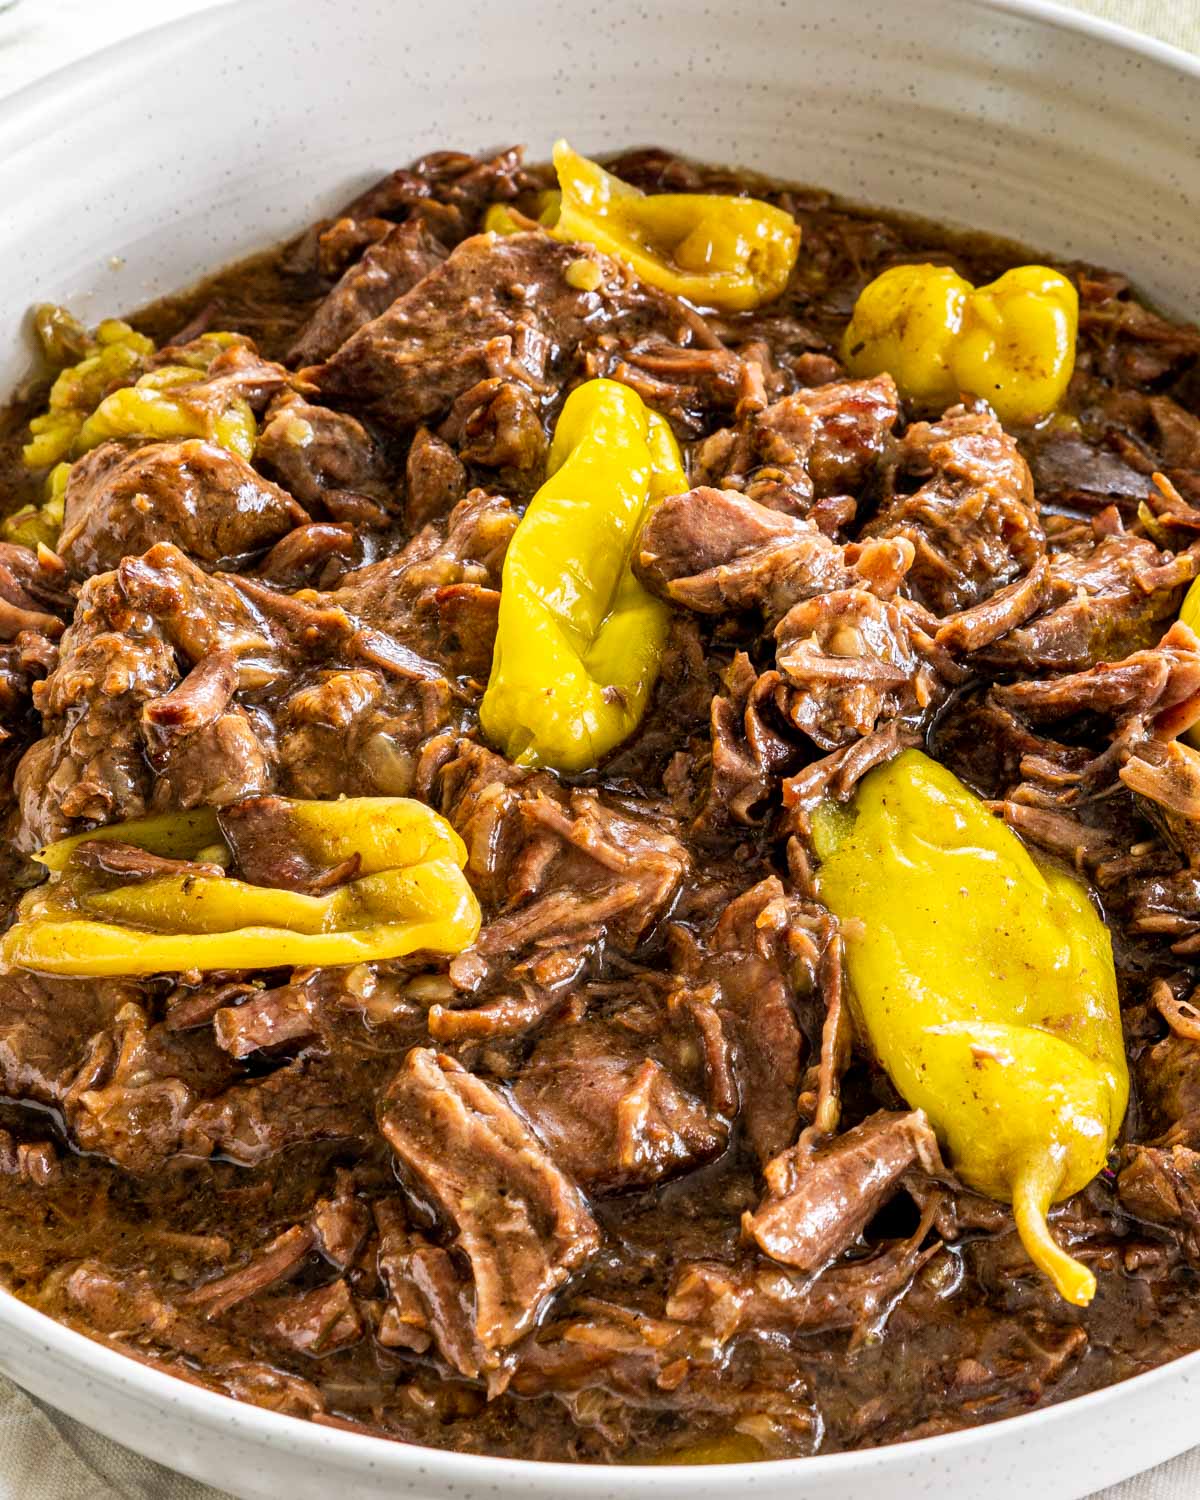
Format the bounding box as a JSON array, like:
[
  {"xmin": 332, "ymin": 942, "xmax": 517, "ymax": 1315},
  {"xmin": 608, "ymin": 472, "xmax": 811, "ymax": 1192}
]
[{"xmin": 0, "ymin": 143, "xmax": 1198, "ymax": 1467}]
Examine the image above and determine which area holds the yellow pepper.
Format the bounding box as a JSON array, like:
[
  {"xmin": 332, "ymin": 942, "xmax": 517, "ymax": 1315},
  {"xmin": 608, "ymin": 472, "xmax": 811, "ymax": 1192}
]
[
  {"xmin": 811, "ymin": 749, "xmax": 1127, "ymax": 1306},
  {"xmin": 549, "ymin": 141, "xmax": 800, "ymax": 312},
  {"xmin": 1, "ymin": 462, "xmax": 68, "ymax": 550},
  {"xmin": 843, "ymin": 263, "xmax": 1078, "ymax": 425},
  {"xmin": 480, "ymin": 378, "xmax": 685, "ymax": 773},
  {"xmin": 482, "ymin": 191, "xmax": 561, "ymax": 236},
  {"xmin": 75, "ymin": 365, "xmax": 256, "ymax": 462},
  {"xmin": 23, "ymin": 318, "xmax": 156, "ymax": 469},
  {"xmin": 2, "ymin": 797, "xmax": 480, "ymax": 977}
]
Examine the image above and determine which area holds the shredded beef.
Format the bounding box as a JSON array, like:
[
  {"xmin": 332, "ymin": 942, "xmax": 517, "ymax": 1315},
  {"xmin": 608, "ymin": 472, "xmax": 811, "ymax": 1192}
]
[
  {"xmin": 4, "ymin": 144, "xmax": 1200, "ymax": 1468},
  {"xmin": 744, "ymin": 1110, "xmax": 942, "ymax": 1272},
  {"xmin": 864, "ymin": 406, "xmax": 1042, "ymax": 615},
  {"xmin": 691, "ymin": 374, "xmax": 900, "ymax": 516},
  {"xmin": 379, "ymin": 1049, "xmax": 600, "ymax": 1357}
]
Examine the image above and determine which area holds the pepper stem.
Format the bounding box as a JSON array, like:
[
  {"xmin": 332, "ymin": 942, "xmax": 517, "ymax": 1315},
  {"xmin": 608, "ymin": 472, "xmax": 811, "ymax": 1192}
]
[{"xmin": 1011, "ymin": 1157, "xmax": 1096, "ymax": 1307}]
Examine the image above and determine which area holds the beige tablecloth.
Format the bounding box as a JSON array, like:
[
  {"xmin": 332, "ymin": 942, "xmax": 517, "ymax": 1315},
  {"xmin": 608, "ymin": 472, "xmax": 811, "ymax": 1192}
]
[{"xmin": 0, "ymin": 0, "xmax": 1198, "ymax": 1495}]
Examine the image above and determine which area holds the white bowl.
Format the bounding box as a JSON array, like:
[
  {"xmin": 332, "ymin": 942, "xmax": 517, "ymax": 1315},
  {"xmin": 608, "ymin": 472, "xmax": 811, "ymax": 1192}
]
[{"xmin": 1, "ymin": 1, "xmax": 1199, "ymax": 1495}]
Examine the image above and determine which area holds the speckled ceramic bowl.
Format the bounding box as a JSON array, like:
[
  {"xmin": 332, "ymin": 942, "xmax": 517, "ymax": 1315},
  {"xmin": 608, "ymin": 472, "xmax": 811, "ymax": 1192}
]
[{"xmin": 0, "ymin": 1, "xmax": 1198, "ymax": 1495}]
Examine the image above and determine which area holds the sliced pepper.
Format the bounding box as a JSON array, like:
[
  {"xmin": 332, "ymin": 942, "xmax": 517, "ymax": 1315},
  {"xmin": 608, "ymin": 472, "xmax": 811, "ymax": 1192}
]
[
  {"xmin": 811, "ymin": 748, "xmax": 1128, "ymax": 1306},
  {"xmin": 480, "ymin": 378, "xmax": 686, "ymax": 773},
  {"xmin": 550, "ymin": 141, "xmax": 800, "ymax": 312},
  {"xmin": 843, "ymin": 263, "xmax": 1078, "ymax": 425},
  {"xmin": 2, "ymin": 797, "xmax": 479, "ymax": 977}
]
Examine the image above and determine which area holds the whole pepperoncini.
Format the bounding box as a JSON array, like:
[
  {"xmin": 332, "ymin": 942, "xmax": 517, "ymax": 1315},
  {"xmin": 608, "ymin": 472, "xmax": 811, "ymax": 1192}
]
[
  {"xmin": 843, "ymin": 263, "xmax": 1078, "ymax": 425},
  {"xmin": 811, "ymin": 749, "xmax": 1127, "ymax": 1306},
  {"xmin": 550, "ymin": 141, "xmax": 801, "ymax": 312},
  {"xmin": 1, "ymin": 798, "xmax": 480, "ymax": 977},
  {"xmin": 480, "ymin": 378, "xmax": 686, "ymax": 773}
]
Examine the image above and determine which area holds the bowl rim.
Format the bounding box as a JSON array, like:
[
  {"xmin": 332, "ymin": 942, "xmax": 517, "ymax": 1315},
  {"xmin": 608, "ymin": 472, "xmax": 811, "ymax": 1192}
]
[{"xmin": 1, "ymin": 0, "xmax": 1199, "ymax": 1487}]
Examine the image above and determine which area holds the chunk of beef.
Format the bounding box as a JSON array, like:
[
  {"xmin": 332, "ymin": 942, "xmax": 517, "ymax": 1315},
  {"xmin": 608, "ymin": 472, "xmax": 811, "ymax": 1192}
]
[
  {"xmin": 69, "ymin": 839, "xmax": 226, "ymax": 883},
  {"xmin": 216, "ymin": 795, "xmax": 359, "ymax": 894},
  {"xmin": 14, "ymin": 531, "xmax": 473, "ymax": 846},
  {"xmin": 1120, "ymin": 736, "xmax": 1200, "ymax": 867},
  {"xmin": 1079, "ymin": 284, "xmax": 1200, "ymax": 385},
  {"xmin": 314, "ymin": 231, "xmax": 719, "ymax": 432},
  {"xmin": 992, "ymin": 620, "xmax": 1200, "ymax": 738},
  {"xmin": 694, "ymin": 652, "xmax": 798, "ymax": 828},
  {"xmin": 211, "ymin": 979, "xmax": 325, "ymax": 1059},
  {"xmin": 744, "ymin": 1110, "xmax": 942, "ymax": 1272},
  {"xmin": 438, "ymin": 377, "xmax": 547, "ymax": 471},
  {"xmin": 0, "ymin": 541, "xmax": 71, "ymax": 638},
  {"xmin": 0, "ymin": 971, "xmax": 137, "ymax": 1108},
  {"xmin": 934, "ymin": 555, "xmax": 1052, "ymax": 653},
  {"xmin": 1134, "ymin": 986, "xmax": 1200, "ymax": 1144},
  {"xmin": 980, "ymin": 533, "xmax": 1197, "ymax": 672},
  {"xmin": 1117, "ymin": 1144, "xmax": 1200, "ymax": 1259},
  {"xmin": 636, "ymin": 486, "xmax": 912, "ymax": 619},
  {"xmin": 258, "ymin": 523, "xmax": 358, "ymax": 589},
  {"xmin": 0, "ymin": 973, "xmax": 244, "ymax": 1174},
  {"xmin": 514, "ymin": 1020, "xmax": 727, "ymax": 1193},
  {"xmin": 255, "ymin": 1279, "xmax": 364, "ymax": 1356},
  {"xmin": 667, "ymin": 1205, "xmax": 942, "ymax": 1340},
  {"xmin": 328, "ymin": 147, "xmax": 534, "ymax": 250},
  {"xmin": 14, "ymin": 577, "xmax": 184, "ymax": 845},
  {"xmin": 512, "ymin": 1298, "xmax": 818, "ymax": 1450},
  {"xmin": 1129, "ymin": 871, "xmax": 1200, "ymax": 953},
  {"xmin": 773, "ymin": 589, "xmax": 948, "ymax": 750},
  {"xmin": 374, "ymin": 1197, "xmax": 475, "ymax": 1370},
  {"xmin": 255, "ymin": 392, "xmax": 394, "ymax": 519},
  {"xmin": 60, "ymin": 1262, "xmax": 324, "ymax": 1418},
  {"xmin": 61, "ymin": 1001, "xmax": 241, "ymax": 1174},
  {"xmin": 289, "ymin": 218, "xmax": 448, "ymax": 366},
  {"xmin": 405, "ymin": 426, "xmax": 468, "ymax": 529},
  {"xmin": 186, "ymin": 1052, "xmax": 370, "ymax": 1166},
  {"xmin": 668, "ymin": 878, "xmax": 816, "ymax": 1165},
  {"xmin": 57, "ymin": 440, "xmax": 307, "ymax": 580},
  {"xmin": 865, "ymin": 406, "xmax": 1042, "ymax": 614},
  {"xmin": 186, "ymin": 1225, "xmax": 316, "ymax": 1318},
  {"xmin": 439, "ymin": 740, "xmax": 689, "ymax": 967},
  {"xmin": 331, "ymin": 488, "xmax": 516, "ymax": 678},
  {"xmin": 378, "ymin": 1049, "xmax": 600, "ymax": 1355},
  {"xmin": 692, "ymin": 374, "xmax": 899, "ymax": 516},
  {"xmin": 1028, "ymin": 430, "xmax": 1155, "ymax": 512},
  {"xmin": 14, "ymin": 545, "xmax": 280, "ymax": 846}
]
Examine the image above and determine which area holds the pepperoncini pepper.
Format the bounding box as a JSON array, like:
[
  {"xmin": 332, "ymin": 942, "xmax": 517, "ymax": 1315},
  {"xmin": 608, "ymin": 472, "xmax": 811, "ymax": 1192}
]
[
  {"xmin": 1, "ymin": 798, "xmax": 480, "ymax": 977},
  {"xmin": 480, "ymin": 378, "xmax": 685, "ymax": 773},
  {"xmin": 843, "ymin": 263, "xmax": 1078, "ymax": 425},
  {"xmin": 22, "ymin": 316, "xmax": 156, "ymax": 469},
  {"xmin": 483, "ymin": 191, "xmax": 561, "ymax": 236},
  {"xmin": 74, "ymin": 364, "xmax": 257, "ymax": 461},
  {"xmin": 811, "ymin": 749, "xmax": 1128, "ymax": 1306},
  {"xmin": 549, "ymin": 141, "xmax": 801, "ymax": 312}
]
